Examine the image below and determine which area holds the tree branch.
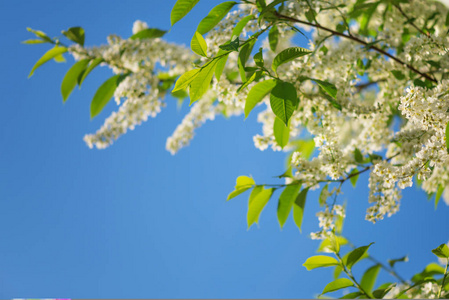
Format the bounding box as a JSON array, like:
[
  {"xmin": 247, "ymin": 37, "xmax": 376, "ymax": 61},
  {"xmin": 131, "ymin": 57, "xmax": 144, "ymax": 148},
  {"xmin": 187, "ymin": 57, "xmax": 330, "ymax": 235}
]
[{"xmin": 274, "ymin": 12, "xmax": 437, "ymax": 83}]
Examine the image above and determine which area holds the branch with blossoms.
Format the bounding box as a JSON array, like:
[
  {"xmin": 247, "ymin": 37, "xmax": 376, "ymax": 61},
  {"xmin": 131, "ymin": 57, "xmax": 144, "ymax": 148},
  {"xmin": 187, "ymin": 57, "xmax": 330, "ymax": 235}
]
[{"xmin": 25, "ymin": 0, "xmax": 449, "ymax": 298}]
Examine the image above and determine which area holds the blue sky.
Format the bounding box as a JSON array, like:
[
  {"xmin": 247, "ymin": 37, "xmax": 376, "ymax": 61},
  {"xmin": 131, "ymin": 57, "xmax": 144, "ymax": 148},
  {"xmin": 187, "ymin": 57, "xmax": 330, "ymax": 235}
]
[{"xmin": 0, "ymin": 0, "xmax": 448, "ymax": 298}]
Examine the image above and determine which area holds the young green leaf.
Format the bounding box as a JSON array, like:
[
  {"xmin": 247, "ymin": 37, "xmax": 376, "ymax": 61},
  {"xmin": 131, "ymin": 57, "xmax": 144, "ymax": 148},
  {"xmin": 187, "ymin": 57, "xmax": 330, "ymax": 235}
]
[
  {"xmin": 172, "ymin": 69, "xmax": 201, "ymax": 93},
  {"xmin": 349, "ymin": 169, "xmax": 359, "ymax": 188},
  {"xmin": 22, "ymin": 39, "xmax": 48, "ymax": 44},
  {"xmin": 432, "ymin": 243, "xmax": 449, "ymax": 258},
  {"xmin": 219, "ymin": 36, "xmax": 239, "ymax": 52},
  {"xmin": 388, "ymin": 256, "xmax": 408, "ymax": 268},
  {"xmin": 272, "ymin": 47, "xmax": 311, "ymax": 74},
  {"xmin": 61, "ymin": 58, "xmax": 90, "ymax": 102},
  {"xmin": 247, "ymin": 186, "xmax": 273, "ymax": 228},
  {"xmin": 215, "ymin": 52, "xmax": 230, "ymax": 81},
  {"xmin": 26, "ymin": 27, "xmax": 52, "ymax": 43},
  {"xmin": 318, "ymin": 236, "xmax": 348, "ymax": 253},
  {"xmin": 130, "ymin": 28, "xmax": 167, "ymax": 40},
  {"xmin": 303, "ymin": 255, "xmax": 339, "ymax": 271},
  {"xmin": 28, "ymin": 46, "xmax": 68, "ymax": 78},
  {"xmin": 170, "ymin": 0, "xmax": 200, "ymax": 26},
  {"xmin": 346, "ymin": 243, "xmax": 374, "ymax": 269},
  {"xmin": 90, "ymin": 74, "xmax": 128, "ymax": 118},
  {"xmin": 254, "ymin": 47, "xmax": 264, "ymax": 68},
  {"xmin": 390, "ymin": 70, "xmax": 405, "ymax": 80},
  {"xmin": 189, "ymin": 58, "xmax": 223, "ymax": 104},
  {"xmin": 62, "ymin": 27, "xmax": 85, "ymax": 46},
  {"xmin": 78, "ymin": 58, "xmax": 103, "ymax": 87},
  {"xmin": 340, "ymin": 292, "xmax": 363, "ymax": 299},
  {"xmin": 259, "ymin": 0, "xmax": 287, "ymax": 18},
  {"xmin": 196, "ymin": 1, "xmax": 237, "ymax": 35},
  {"xmin": 244, "ymin": 79, "xmax": 277, "ymax": 118},
  {"xmin": 277, "ymin": 184, "xmax": 300, "ymax": 228},
  {"xmin": 435, "ymin": 184, "xmax": 444, "ymax": 209},
  {"xmin": 319, "ymin": 184, "xmax": 329, "ymax": 206},
  {"xmin": 270, "ymin": 81, "xmax": 298, "ymax": 126},
  {"xmin": 311, "ymin": 79, "xmax": 338, "ymax": 99},
  {"xmin": 273, "ymin": 117, "xmax": 290, "ymax": 149},
  {"xmin": 191, "ymin": 32, "xmax": 208, "ymax": 57},
  {"xmin": 354, "ymin": 148, "xmax": 364, "ymax": 163},
  {"xmin": 293, "ymin": 188, "xmax": 308, "ymax": 232},
  {"xmin": 268, "ymin": 25, "xmax": 279, "ymax": 52},
  {"xmin": 231, "ymin": 15, "xmax": 254, "ymax": 37},
  {"xmin": 322, "ymin": 278, "xmax": 354, "ymax": 294},
  {"xmin": 227, "ymin": 175, "xmax": 256, "ymax": 200},
  {"xmin": 360, "ymin": 264, "xmax": 381, "ymax": 293}
]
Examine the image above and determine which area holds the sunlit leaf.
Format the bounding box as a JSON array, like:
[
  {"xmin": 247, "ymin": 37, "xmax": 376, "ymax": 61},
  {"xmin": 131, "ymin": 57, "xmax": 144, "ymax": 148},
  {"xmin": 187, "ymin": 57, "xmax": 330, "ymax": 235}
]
[
  {"xmin": 277, "ymin": 184, "xmax": 300, "ymax": 228},
  {"xmin": 196, "ymin": 1, "xmax": 237, "ymax": 34},
  {"xmin": 244, "ymin": 79, "xmax": 277, "ymax": 118},
  {"xmin": 272, "ymin": 47, "xmax": 311, "ymax": 74},
  {"xmin": 293, "ymin": 188, "xmax": 308, "ymax": 232},
  {"xmin": 247, "ymin": 186, "xmax": 273, "ymax": 228},
  {"xmin": 90, "ymin": 74, "xmax": 128, "ymax": 118},
  {"xmin": 171, "ymin": 0, "xmax": 200, "ymax": 26},
  {"xmin": 62, "ymin": 27, "xmax": 85, "ymax": 46},
  {"xmin": 61, "ymin": 58, "xmax": 90, "ymax": 102},
  {"xmin": 28, "ymin": 46, "xmax": 67, "ymax": 78},
  {"xmin": 303, "ymin": 255, "xmax": 339, "ymax": 271},
  {"xmin": 191, "ymin": 31, "xmax": 208, "ymax": 57},
  {"xmin": 322, "ymin": 278, "xmax": 354, "ymax": 294},
  {"xmin": 270, "ymin": 80, "xmax": 298, "ymax": 126},
  {"xmin": 227, "ymin": 176, "xmax": 255, "ymax": 200}
]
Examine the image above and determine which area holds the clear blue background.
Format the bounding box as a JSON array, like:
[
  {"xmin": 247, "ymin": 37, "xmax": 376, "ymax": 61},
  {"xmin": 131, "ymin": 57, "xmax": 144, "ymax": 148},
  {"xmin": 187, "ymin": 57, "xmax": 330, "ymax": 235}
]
[{"xmin": 0, "ymin": 0, "xmax": 448, "ymax": 298}]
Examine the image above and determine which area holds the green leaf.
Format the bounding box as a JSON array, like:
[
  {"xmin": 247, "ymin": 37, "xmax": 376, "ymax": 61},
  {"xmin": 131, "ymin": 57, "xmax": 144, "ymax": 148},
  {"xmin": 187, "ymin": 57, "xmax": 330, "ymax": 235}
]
[
  {"xmin": 254, "ymin": 47, "xmax": 264, "ymax": 68},
  {"xmin": 303, "ymin": 255, "xmax": 339, "ymax": 271},
  {"xmin": 388, "ymin": 256, "xmax": 408, "ymax": 268},
  {"xmin": 273, "ymin": 117, "xmax": 290, "ymax": 148},
  {"xmin": 349, "ymin": 169, "xmax": 359, "ymax": 188},
  {"xmin": 90, "ymin": 74, "xmax": 128, "ymax": 118},
  {"xmin": 339, "ymin": 292, "xmax": 362, "ymax": 299},
  {"xmin": 346, "ymin": 243, "xmax": 374, "ymax": 269},
  {"xmin": 130, "ymin": 28, "xmax": 167, "ymax": 40},
  {"xmin": 26, "ymin": 27, "xmax": 52, "ymax": 43},
  {"xmin": 318, "ymin": 236, "xmax": 348, "ymax": 253},
  {"xmin": 191, "ymin": 32, "xmax": 208, "ymax": 57},
  {"xmin": 215, "ymin": 53, "xmax": 230, "ymax": 81},
  {"xmin": 270, "ymin": 81, "xmax": 298, "ymax": 126},
  {"xmin": 277, "ymin": 184, "xmax": 301, "ymax": 228},
  {"xmin": 232, "ymin": 15, "xmax": 254, "ymax": 37},
  {"xmin": 293, "ymin": 188, "xmax": 308, "ymax": 232},
  {"xmin": 227, "ymin": 175, "xmax": 255, "ymax": 200},
  {"xmin": 173, "ymin": 69, "xmax": 201, "ymax": 93},
  {"xmin": 272, "ymin": 47, "xmax": 311, "ymax": 74},
  {"xmin": 196, "ymin": 1, "xmax": 237, "ymax": 35},
  {"xmin": 322, "ymin": 278, "xmax": 354, "ymax": 295},
  {"xmin": 432, "ymin": 243, "xmax": 449, "ymax": 258},
  {"xmin": 311, "ymin": 79, "xmax": 338, "ymax": 99},
  {"xmin": 446, "ymin": 122, "xmax": 449, "ymax": 154},
  {"xmin": 245, "ymin": 79, "xmax": 277, "ymax": 118},
  {"xmin": 390, "ymin": 70, "xmax": 405, "ymax": 80},
  {"xmin": 62, "ymin": 27, "xmax": 85, "ymax": 46},
  {"xmin": 360, "ymin": 264, "xmax": 381, "ymax": 293},
  {"xmin": 259, "ymin": 0, "xmax": 287, "ymax": 18},
  {"xmin": 28, "ymin": 46, "xmax": 67, "ymax": 78},
  {"xmin": 237, "ymin": 39, "xmax": 256, "ymax": 82},
  {"xmin": 268, "ymin": 25, "xmax": 279, "ymax": 52},
  {"xmin": 189, "ymin": 58, "xmax": 222, "ymax": 104},
  {"xmin": 334, "ymin": 265, "xmax": 343, "ymax": 279},
  {"xmin": 372, "ymin": 284, "xmax": 396, "ymax": 299},
  {"xmin": 22, "ymin": 39, "xmax": 48, "ymax": 44},
  {"xmin": 435, "ymin": 184, "xmax": 444, "ymax": 209},
  {"xmin": 53, "ymin": 54, "xmax": 66, "ymax": 63},
  {"xmin": 61, "ymin": 58, "xmax": 90, "ymax": 102},
  {"xmin": 219, "ymin": 36, "xmax": 239, "ymax": 52},
  {"xmin": 354, "ymin": 148, "xmax": 364, "ymax": 163},
  {"xmin": 247, "ymin": 186, "xmax": 273, "ymax": 228},
  {"xmin": 78, "ymin": 57, "xmax": 103, "ymax": 87},
  {"xmin": 170, "ymin": 0, "xmax": 200, "ymax": 26},
  {"xmin": 319, "ymin": 184, "xmax": 329, "ymax": 206}
]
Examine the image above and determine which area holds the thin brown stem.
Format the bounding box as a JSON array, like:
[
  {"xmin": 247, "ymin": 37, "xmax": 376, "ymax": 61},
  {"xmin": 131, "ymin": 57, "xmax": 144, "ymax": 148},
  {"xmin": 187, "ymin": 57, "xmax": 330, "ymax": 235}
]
[{"xmin": 394, "ymin": 4, "xmax": 429, "ymax": 37}]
